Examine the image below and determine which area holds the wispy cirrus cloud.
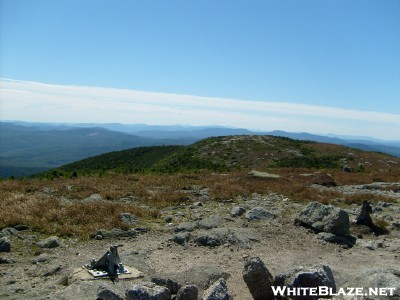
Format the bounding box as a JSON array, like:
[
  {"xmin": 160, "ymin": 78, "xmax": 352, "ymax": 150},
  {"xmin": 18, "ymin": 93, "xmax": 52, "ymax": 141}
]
[{"xmin": 0, "ymin": 78, "xmax": 399, "ymax": 140}]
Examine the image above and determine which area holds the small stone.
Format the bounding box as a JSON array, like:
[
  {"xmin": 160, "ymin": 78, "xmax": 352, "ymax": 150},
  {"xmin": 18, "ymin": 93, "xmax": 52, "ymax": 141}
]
[
  {"xmin": 231, "ymin": 206, "xmax": 246, "ymax": 217},
  {"xmin": 57, "ymin": 275, "xmax": 69, "ymax": 286},
  {"xmin": 176, "ymin": 285, "xmax": 198, "ymax": 300},
  {"xmin": 164, "ymin": 216, "xmax": 173, "ymax": 223},
  {"xmin": 0, "ymin": 237, "xmax": 11, "ymax": 252}
]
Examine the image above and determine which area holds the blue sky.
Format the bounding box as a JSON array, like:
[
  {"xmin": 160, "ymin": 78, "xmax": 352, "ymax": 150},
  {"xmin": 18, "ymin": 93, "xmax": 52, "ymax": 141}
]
[{"xmin": 1, "ymin": 0, "xmax": 399, "ymax": 139}]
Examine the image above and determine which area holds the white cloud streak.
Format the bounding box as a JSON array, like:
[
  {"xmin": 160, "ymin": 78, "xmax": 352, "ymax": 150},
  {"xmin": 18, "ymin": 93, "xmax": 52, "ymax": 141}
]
[{"xmin": 0, "ymin": 78, "xmax": 399, "ymax": 139}]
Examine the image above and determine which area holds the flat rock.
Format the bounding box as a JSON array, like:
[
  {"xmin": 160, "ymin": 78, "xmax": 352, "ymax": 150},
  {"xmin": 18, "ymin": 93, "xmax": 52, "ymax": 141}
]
[
  {"xmin": 245, "ymin": 207, "xmax": 275, "ymax": 221},
  {"xmin": 248, "ymin": 170, "xmax": 280, "ymax": 179},
  {"xmin": 125, "ymin": 282, "xmax": 171, "ymax": 300},
  {"xmin": 36, "ymin": 236, "xmax": 62, "ymax": 248}
]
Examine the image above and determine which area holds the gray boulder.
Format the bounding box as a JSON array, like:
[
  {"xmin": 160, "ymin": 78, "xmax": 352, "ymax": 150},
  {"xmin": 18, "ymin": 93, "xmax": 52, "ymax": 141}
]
[
  {"xmin": 242, "ymin": 257, "xmax": 274, "ymax": 300},
  {"xmin": 202, "ymin": 278, "xmax": 231, "ymax": 300},
  {"xmin": 125, "ymin": 282, "xmax": 171, "ymax": 300},
  {"xmin": 151, "ymin": 277, "xmax": 181, "ymax": 294},
  {"xmin": 120, "ymin": 213, "xmax": 139, "ymax": 226},
  {"xmin": 299, "ymin": 202, "xmax": 350, "ymax": 237},
  {"xmin": 97, "ymin": 284, "xmax": 124, "ymax": 300},
  {"xmin": 342, "ymin": 269, "xmax": 400, "ymax": 300},
  {"xmin": 170, "ymin": 232, "xmax": 190, "ymax": 245},
  {"xmin": 231, "ymin": 206, "xmax": 246, "ymax": 217},
  {"xmin": 245, "ymin": 207, "xmax": 275, "ymax": 221},
  {"xmin": 195, "ymin": 233, "xmax": 222, "ymax": 247},
  {"xmin": 0, "ymin": 227, "xmax": 18, "ymax": 237},
  {"xmin": 176, "ymin": 285, "xmax": 198, "ymax": 300},
  {"xmin": 0, "ymin": 237, "xmax": 11, "ymax": 252},
  {"xmin": 274, "ymin": 265, "xmax": 336, "ymax": 300},
  {"xmin": 36, "ymin": 236, "xmax": 62, "ymax": 248}
]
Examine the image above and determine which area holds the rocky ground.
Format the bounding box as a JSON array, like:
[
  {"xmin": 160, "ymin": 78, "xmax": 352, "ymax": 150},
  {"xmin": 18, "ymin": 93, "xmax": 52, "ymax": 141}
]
[{"xmin": 1, "ymin": 182, "xmax": 400, "ymax": 299}]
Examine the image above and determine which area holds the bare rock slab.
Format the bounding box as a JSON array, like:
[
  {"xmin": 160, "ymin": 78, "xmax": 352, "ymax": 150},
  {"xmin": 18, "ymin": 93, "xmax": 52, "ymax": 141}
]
[
  {"xmin": 125, "ymin": 282, "xmax": 171, "ymax": 300},
  {"xmin": 36, "ymin": 236, "xmax": 62, "ymax": 248},
  {"xmin": 245, "ymin": 207, "xmax": 275, "ymax": 221}
]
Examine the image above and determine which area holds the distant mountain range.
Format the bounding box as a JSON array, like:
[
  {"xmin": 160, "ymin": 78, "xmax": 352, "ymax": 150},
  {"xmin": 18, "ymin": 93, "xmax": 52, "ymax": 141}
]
[{"xmin": 1, "ymin": 121, "xmax": 399, "ymax": 178}]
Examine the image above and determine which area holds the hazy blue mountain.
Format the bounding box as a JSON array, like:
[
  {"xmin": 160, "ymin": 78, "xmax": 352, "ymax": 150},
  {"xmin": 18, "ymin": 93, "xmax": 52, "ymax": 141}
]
[
  {"xmin": 1, "ymin": 121, "xmax": 399, "ymax": 178},
  {"xmin": 0, "ymin": 122, "xmax": 195, "ymax": 178}
]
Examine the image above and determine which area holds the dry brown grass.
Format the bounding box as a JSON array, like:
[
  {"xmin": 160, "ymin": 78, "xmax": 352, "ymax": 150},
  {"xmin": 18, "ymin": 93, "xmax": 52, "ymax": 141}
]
[
  {"xmin": 1, "ymin": 166, "xmax": 398, "ymax": 237},
  {"xmin": 343, "ymin": 193, "xmax": 397, "ymax": 205}
]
